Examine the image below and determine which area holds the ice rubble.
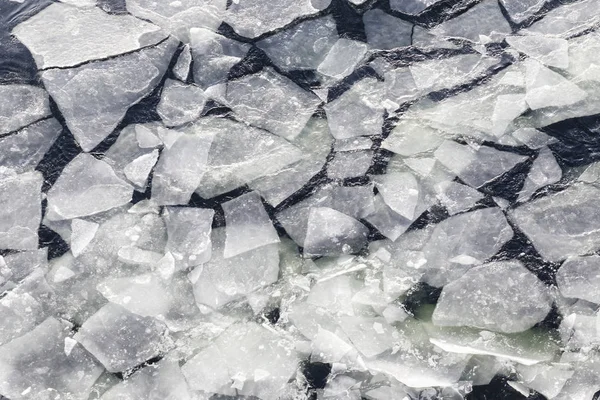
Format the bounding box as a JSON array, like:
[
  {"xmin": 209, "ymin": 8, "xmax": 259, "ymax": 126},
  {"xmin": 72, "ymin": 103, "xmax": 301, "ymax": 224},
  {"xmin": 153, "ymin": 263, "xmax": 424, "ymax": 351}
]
[{"xmin": 4, "ymin": 0, "xmax": 600, "ymax": 399}]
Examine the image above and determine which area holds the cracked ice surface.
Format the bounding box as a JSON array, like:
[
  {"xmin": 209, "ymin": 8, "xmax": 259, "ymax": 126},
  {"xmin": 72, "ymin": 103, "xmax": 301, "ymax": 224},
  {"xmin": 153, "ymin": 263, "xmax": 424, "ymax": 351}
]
[{"xmin": 3, "ymin": 0, "xmax": 600, "ymax": 399}]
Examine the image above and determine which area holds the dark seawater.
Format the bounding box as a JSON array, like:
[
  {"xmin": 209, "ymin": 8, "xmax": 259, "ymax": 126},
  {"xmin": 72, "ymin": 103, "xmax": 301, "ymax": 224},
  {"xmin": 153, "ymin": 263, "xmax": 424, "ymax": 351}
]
[{"xmin": 3, "ymin": 1, "xmax": 598, "ymax": 399}]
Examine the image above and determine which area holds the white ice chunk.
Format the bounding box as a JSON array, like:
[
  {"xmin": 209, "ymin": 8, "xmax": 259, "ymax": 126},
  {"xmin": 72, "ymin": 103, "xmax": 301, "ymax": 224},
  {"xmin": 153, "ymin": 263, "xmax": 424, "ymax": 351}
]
[
  {"xmin": 224, "ymin": 0, "xmax": 331, "ymax": 38},
  {"xmin": 0, "ymin": 171, "xmax": 42, "ymax": 250},
  {"xmin": 509, "ymin": 183, "xmax": 600, "ymax": 261},
  {"xmin": 182, "ymin": 322, "xmax": 298, "ymax": 399},
  {"xmin": 190, "ymin": 28, "xmax": 251, "ymax": 89},
  {"xmin": 123, "ymin": 149, "xmax": 159, "ymax": 189},
  {"xmin": 374, "ymin": 172, "xmax": 420, "ymax": 220},
  {"xmin": 151, "ymin": 124, "xmax": 214, "ymax": 205},
  {"xmin": 525, "ymin": 0, "xmax": 600, "ymax": 37},
  {"xmin": 500, "ymin": 0, "xmax": 546, "ymax": 24},
  {"xmin": 364, "ymin": 194, "xmax": 412, "ymax": 241},
  {"xmin": 525, "ymin": 59, "xmax": 587, "ymax": 110},
  {"xmin": 578, "ymin": 162, "xmax": 600, "ymax": 183},
  {"xmin": 126, "ymin": 0, "xmax": 226, "ymax": 42},
  {"xmin": 70, "ymin": 219, "xmax": 99, "ymax": 258},
  {"xmin": 382, "ymin": 120, "xmax": 444, "ymax": 156},
  {"xmin": 324, "ymin": 77, "xmax": 385, "ymax": 139},
  {"xmin": 517, "ymin": 363, "xmax": 574, "ymax": 399},
  {"xmin": 432, "ymin": 260, "xmax": 552, "ymax": 333},
  {"xmin": 75, "ymin": 303, "xmax": 169, "ymax": 372},
  {"xmin": 0, "ymin": 85, "xmax": 50, "ymax": 135},
  {"xmin": 42, "ymin": 38, "xmax": 178, "ymax": 151},
  {"xmin": 12, "ymin": 2, "xmax": 167, "ymax": 68},
  {"xmin": 190, "ymin": 228, "xmax": 279, "ymax": 309},
  {"xmin": 0, "ymin": 118, "xmax": 62, "ymax": 174},
  {"xmin": 517, "ymin": 147, "xmax": 561, "ymax": 202},
  {"xmin": 257, "ymin": 16, "xmax": 338, "ymax": 71},
  {"xmin": 135, "ymin": 124, "xmax": 163, "ymax": 148},
  {"xmin": 506, "ymin": 35, "xmax": 569, "ymax": 69},
  {"xmin": 511, "ymin": 127, "xmax": 557, "ymax": 149},
  {"xmin": 317, "ymin": 38, "xmax": 367, "ymax": 80},
  {"xmin": 491, "ymin": 94, "xmax": 529, "ymax": 137},
  {"xmin": 0, "ymin": 292, "xmax": 46, "ymax": 346},
  {"xmin": 226, "ymin": 68, "xmax": 321, "ymax": 140},
  {"xmin": 311, "ymin": 327, "xmax": 354, "ymax": 363},
  {"xmin": 303, "ymin": 207, "xmax": 369, "ymax": 257},
  {"xmin": 164, "ymin": 207, "xmax": 214, "ymax": 268},
  {"xmin": 430, "ymin": 0, "xmax": 511, "ymax": 43},
  {"xmin": 435, "ymin": 181, "xmax": 484, "ymax": 215},
  {"xmin": 157, "ymin": 79, "xmax": 207, "ymax": 127},
  {"xmin": 339, "ymin": 316, "xmax": 396, "ymax": 358},
  {"xmin": 172, "ymin": 45, "xmax": 192, "ymax": 81},
  {"xmin": 556, "ymin": 255, "xmax": 600, "ymax": 304},
  {"xmin": 223, "ymin": 191, "xmax": 279, "ymax": 258},
  {"xmin": 327, "ymin": 151, "xmax": 373, "ymax": 179},
  {"xmin": 46, "ymin": 153, "xmax": 133, "ymax": 221},
  {"xmin": 363, "ymin": 9, "xmax": 413, "ymax": 50},
  {"xmin": 390, "ymin": 0, "xmax": 442, "ymax": 14},
  {"xmin": 197, "ymin": 117, "xmax": 303, "ymax": 198},
  {"xmin": 434, "ymin": 140, "xmax": 527, "ymax": 188}
]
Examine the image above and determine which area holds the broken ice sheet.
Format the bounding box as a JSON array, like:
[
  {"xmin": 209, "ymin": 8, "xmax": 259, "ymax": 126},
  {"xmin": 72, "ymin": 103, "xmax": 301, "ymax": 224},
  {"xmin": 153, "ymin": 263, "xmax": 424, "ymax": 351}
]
[
  {"xmin": 434, "ymin": 181, "xmax": 484, "ymax": 215},
  {"xmin": 506, "ymin": 35, "xmax": 569, "ymax": 69},
  {"xmin": 42, "ymin": 38, "xmax": 178, "ymax": 152},
  {"xmin": 327, "ymin": 150, "xmax": 373, "ymax": 179},
  {"xmin": 381, "ymin": 120, "xmax": 444, "ymax": 156},
  {"xmin": 524, "ymin": 59, "xmax": 587, "ymax": 110},
  {"xmin": 12, "ymin": 2, "xmax": 167, "ymax": 69},
  {"xmin": 363, "ymin": 9, "xmax": 413, "ymax": 50},
  {"xmin": 74, "ymin": 303, "xmax": 170, "ymax": 372},
  {"xmin": 222, "ymin": 191, "xmax": 279, "ymax": 259},
  {"xmin": 0, "ymin": 317, "xmax": 103, "ymax": 400},
  {"xmin": 556, "ymin": 255, "xmax": 600, "ymax": 304},
  {"xmin": 164, "ymin": 207, "xmax": 214, "ymax": 268},
  {"xmin": 182, "ymin": 322, "xmax": 298, "ymax": 399},
  {"xmin": 46, "ymin": 153, "xmax": 133, "ymax": 221},
  {"xmin": 224, "ymin": 0, "xmax": 331, "ymax": 38},
  {"xmin": 433, "ymin": 260, "xmax": 552, "ymax": 333},
  {"xmin": 525, "ymin": 0, "xmax": 600, "ymax": 37},
  {"xmin": 0, "ymin": 84, "xmax": 50, "ymax": 135},
  {"xmin": 303, "ymin": 207, "xmax": 369, "ymax": 257},
  {"xmin": 517, "ymin": 146, "xmax": 561, "ymax": 202},
  {"xmin": 257, "ymin": 15, "xmax": 338, "ymax": 71},
  {"xmin": 317, "ymin": 38, "xmax": 368, "ymax": 80},
  {"xmin": 157, "ymin": 79, "xmax": 207, "ymax": 127},
  {"xmin": 226, "ymin": 68, "xmax": 321, "ymax": 140},
  {"xmin": 500, "ymin": 0, "xmax": 546, "ymax": 24}
]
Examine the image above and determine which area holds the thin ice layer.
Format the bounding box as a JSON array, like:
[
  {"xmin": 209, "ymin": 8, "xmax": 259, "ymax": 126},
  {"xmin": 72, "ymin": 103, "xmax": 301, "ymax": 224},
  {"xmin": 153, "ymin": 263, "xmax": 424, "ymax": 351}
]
[{"xmin": 0, "ymin": 84, "xmax": 50, "ymax": 135}]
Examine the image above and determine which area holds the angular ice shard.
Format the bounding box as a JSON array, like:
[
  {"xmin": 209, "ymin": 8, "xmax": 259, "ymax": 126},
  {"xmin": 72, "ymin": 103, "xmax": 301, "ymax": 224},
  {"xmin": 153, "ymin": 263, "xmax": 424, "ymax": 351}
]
[
  {"xmin": 500, "ymin": 0, "xmax": 546, "ymax": 24},
  {"xmin": 257, "ymin": 16, "xmax": 338, "ymax": 71},
  {"xmin": 317, "ymin": 38, "xmax": 367, "ymax": 80},
  {"xmin": 516, "ymin": 363, "xmax": 574, "ymax": 399},
  {"xmin": 42, "ymin": 38, "xmax": 178, "ymax": 152},
  {"xmin": 0, "ymin": 291, "xmax": 46, "ymax": 346},
  {"xmin": 491, "ymin": 94, "xmax": 528, "ymax": 137},
  {"xmin": 190, "ymin": 28, "xmax": 251, "ymax": 89},
  {"xmin": 0, "ymin": 171, "xmax": 42, "ymax": 250},
  {"xmin": 510, "ymin": 183, "xmax": 600, "ymax": 261},
  {"xmin": 435, "ymin": 181, "xmax": 484, "ymax": 215},
  {"xmin": 303, "ymin": 207, "xmax": 369, "ymax": 256},
  {"xmin": 434, "ymin": 141, "xmax": 527, "ymax": 188},
  {"xmin": 511, "ymin": 127, "xmax": 557, "ymax": 149},
  {"xmin": 189, "ymin": 228, "xmax": 279, "ymax": 309},
  {"xmin": 556, "ymin": 255, "xmax": 600, "ymax": 304},
  {"xmin": 0, "ymin": 318, "xmax": 103, "ymax": 400},
  {"xmin": 12, "ymin": 2, "xmax": 167, "ymax": 69},
  {"xmin": 410, "ymin": 54, "xmax": 501, "ymax": 93},
  {"xmin": 421, "ymin": 207, "xmax": 514, "ymax": 286},
  {"xmin": 46, "ymin": 154, "xmax": 133, "ymax": 221},
  {"xmin": 382, "ymin": 120, "xmax": 444, "ymax": 156},
  {"xmin": 101, "ymin": 357, "xmax": 192, "ymax": 400},
  {"xmin": 430, "ymin": 0, "xmax": 511, "ymax": 43},
  {"xmin": 182, "ymin": 322, "xmax": 298, "ymax": 399},
  {"xmin": 151, "ymin": 124, "xmax": 214, "ymax": 205},
  {"xmin": 363, "ymin": 9, "xmax": 412, "ymax": 50},
  {"xmin": 250, "ymin": 116, "xmax": 333, "ymax": 206},
  {"xmin": 324, "ymin": 77, "xmax": 384, "ymax": 139},
  {"xmin": 196, "ymin": 117, "xmax": 303, "ymax": 198},
  {"xmin": 506, "ymin": 35, "xmax": 569, "ymax": 69},
  {"xmin": 226, "ymin": 68, "xmax": 321, "ymax": 140},
  {"xmin": 365, "ymin": 194, "xmax": 412, "ymax": 241},
  {"xmin": 157, "ymin": 79, "xmax": 207, "ymax": 127},
  {"xmin": 374, "ymin": 172, "xmax": 420, "ymax": 220},
  {"xmin": 0, "ymin": 118, "xmax": 61, "ymax": 174},
  {"xmin": 432, "ymin": 261, "xmax": 552, "ymax": 333},
  {"xmin": 338, "ymin": 316, "xmax": 396, "ymax": 358},
  {"xmin": 390, "ymin": 0, "xmax": 442, "ymax": 14},
  {"xmin": 370, "ymin": 62, "xmax": 420, "ymax": 106},
  {"xmin": 125, "ymin": 0, "xmax": 226, "ymax": 42},
  {"xmin": 0, "ymin": 84, "xmax": 50, "ymax": 135},
  {"xmin": 525, "ymin": 59, "xmax": 586, "ymax": 110},
  {"xmin": 172, "ymin": 45, "xmax": 192, "ymax": 81},
  {"xmin": 525, "ymin": 0, "xmax": 600, "ymax": 37},
  {"xmin": 70, "ymin": 219, "xmax": 99, "ymax": 258},
  {"xmin": 222, "ymin": 191, "xmax": 279, "ymax": 258},
  {"xmin": 123, "ymin": 149, "xmax": 159, "ymax": 189},
  {"xmin": 164, "ymin": 207, "xmax": 214, "ymax": 268},
  {"xmin": 75, "ymin": 303, "xmax": 169, "ymax": 372},
  {"xmin": 224, "ymin": 0, "xmax": 331, "ymax": 38},
  {"xmin": 517, "ymin": 147, "xmax": 561, "ymax": 202},
  {"xmin": 327, "ymin": 150, "xmax": 373, "ymax": 179}
]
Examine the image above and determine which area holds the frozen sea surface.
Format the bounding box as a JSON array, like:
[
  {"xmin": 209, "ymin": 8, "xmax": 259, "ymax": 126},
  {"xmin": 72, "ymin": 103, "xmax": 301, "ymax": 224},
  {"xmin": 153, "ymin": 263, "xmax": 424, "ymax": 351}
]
[{"xmin": 2, "ymin": 0, "xmax": 600, "ymax": 399}]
